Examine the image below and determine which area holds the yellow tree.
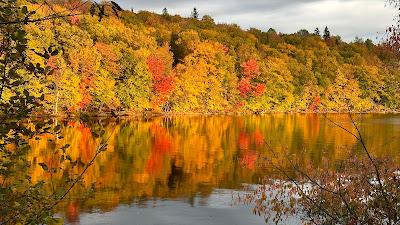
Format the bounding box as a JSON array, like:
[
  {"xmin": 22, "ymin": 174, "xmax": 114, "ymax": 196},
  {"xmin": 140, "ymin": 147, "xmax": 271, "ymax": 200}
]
[
  {"xmin": 173, "ymin": 37, "xmax": 237, "ymax": 112},
  {"xmin": 323, "ymin": 67, "xmax": 372, "ymax": 111},
  {"xmin": 258, "ymin": 56, "xmax": 295, "ymax": 111}
]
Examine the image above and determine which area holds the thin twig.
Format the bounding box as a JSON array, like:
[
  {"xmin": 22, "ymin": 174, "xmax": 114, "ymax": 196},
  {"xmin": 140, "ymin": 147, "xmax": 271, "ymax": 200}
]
[{"xmin": 0, "ymin": 12, "xmax": 84, "ymax": 25}]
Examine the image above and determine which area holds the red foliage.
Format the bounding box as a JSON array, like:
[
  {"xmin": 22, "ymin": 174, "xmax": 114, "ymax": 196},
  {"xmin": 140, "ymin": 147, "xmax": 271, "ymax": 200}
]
[
  {"xmin": 63, "ymin": 0, "xmax": 90, "ymax": 13},
  {"xmin": 253, "ymin": 83, "xmax": 265, "ymax": 96},
  {"xmin": 239, "ymin": 152, "xmax": 257, "ymax": 170},
  {"xmin": 65, "ymin": 202, "xmax": 80, "ymax": 224},
  {"xmin": 241, "ymin": 59, "xmax": 260, "ymax": 79},
  {"xmin": 236, "ymin": 101, "xmax": 246, "ymax": 108},
  {"xmin": 238, "ymin": 78, "xmax": 252, "ymax": 98},
  {"xmin": 146, "ymin": 124, "xmax": 173, "ymax": 175},
  {"xmin": 67, "ymin": 121, "xmax": 77, "ymax": 127},
  {"xmin": 154, "ymin": 76, "xmax": 173, "ymax": 95},
  {"xmin": 238, "ymin": 79, "xmax": 265, "ymax": 98},
  {"xmin": 238, "ymin": 60, "xmax": 266, "ymax": 99},
  {"xmin": 253, "ymin": 130, "xmax": 264, "ymax": 146},
  {"xmin": 308, "ymin": 95, "xmax": 321, "ymax": 112},
  {"xmin": 147, "ymin": 55, "xmax": 165, "ymax": 79},
  {"xmin": 147, "ymin": 55, "xmax": 174, "ymax": 107}
]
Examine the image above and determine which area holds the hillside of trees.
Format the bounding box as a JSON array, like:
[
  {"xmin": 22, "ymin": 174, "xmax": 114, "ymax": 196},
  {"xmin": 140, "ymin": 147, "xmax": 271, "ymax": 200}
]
[{"xmin": 19, "ymin": 1, "xmax": 400, "ymax": 114}]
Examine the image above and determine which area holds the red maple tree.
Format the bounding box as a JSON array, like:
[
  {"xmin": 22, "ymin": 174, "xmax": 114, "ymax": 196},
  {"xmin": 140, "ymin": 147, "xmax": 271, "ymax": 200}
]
[
  {"xmin": 238, "ymin": 59, "xmax": 265, "ymax": 99},
  {"xmin": 147, "ymin": 55, "xmax": 174, "ymax": 107}
]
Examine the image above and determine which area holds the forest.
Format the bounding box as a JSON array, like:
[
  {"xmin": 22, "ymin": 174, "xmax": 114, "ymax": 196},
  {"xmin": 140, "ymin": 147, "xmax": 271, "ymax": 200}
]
[
  {"xmin": 1, "ymin": 0, "xmax": 400, "ymax": 224},
  {"xmin": 8, "ymin": 1, "xmax": 400, "ymax": 115}
]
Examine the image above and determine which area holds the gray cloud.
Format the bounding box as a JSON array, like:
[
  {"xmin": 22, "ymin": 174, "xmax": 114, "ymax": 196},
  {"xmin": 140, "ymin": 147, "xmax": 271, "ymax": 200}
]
[{"xmin": 115, "ymin": 0, "xmax": 397, "ymax": 42}]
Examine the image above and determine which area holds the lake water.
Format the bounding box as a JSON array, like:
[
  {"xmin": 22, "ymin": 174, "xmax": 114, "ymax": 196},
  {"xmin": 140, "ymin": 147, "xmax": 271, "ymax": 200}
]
[{"xmin": 27, "ymin": 114, "xmax": 400, "ymax": 225}]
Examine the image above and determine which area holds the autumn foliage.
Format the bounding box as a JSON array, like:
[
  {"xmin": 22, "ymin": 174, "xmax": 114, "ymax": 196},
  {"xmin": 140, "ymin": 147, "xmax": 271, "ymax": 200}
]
[
  {"xmin": 238, "ymin": 60, "xmax": 265, "ymax": 98},
  {"xmin": 147, "ymin": 54, "xmax": 174, "ymax": 108},
  {"xmin": 241, "ymin": 59, "xmax": 260, "ymax": 79},
  {"xmin": 22, "ymin": 1, "xmax": 400, "ymax": 114}
]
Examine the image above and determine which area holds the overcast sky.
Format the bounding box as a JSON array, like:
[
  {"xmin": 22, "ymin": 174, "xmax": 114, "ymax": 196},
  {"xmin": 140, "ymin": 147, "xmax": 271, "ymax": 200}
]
[{"xmin": 115, "ymin": 0, "xmax": 397, "ymax": 42}]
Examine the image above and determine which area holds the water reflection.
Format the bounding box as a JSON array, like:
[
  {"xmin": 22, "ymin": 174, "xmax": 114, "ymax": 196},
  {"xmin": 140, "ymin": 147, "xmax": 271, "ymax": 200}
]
[{"xmin": 27, "ymin": 114, "xmax": 400, "ymax": 224}]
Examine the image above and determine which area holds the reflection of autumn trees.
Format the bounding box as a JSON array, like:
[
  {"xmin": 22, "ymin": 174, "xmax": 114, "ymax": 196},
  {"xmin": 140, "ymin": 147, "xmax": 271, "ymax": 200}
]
[
  {"xmin": 25, "ymin": 115, "xmax": 400, "ymax": 222},
  {"xmin": 146, "ymin": 123, "xmax": 175, "ymax": 175},
  {"xmin": 238, "ymin": 129, "xmax": 264, "ymax": 170}
]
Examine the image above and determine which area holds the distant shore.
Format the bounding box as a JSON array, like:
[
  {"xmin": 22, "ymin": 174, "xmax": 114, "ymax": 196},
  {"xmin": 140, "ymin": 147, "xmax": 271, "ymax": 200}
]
[{"xmin": 29, "ymin": 110, "xmax": 400, "ymax": 120}]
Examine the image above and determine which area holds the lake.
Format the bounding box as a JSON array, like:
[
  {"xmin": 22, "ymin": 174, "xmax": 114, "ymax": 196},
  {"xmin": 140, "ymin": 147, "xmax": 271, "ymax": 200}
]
[{"xmin": 26, "ymin": 114, "xmax": 400, "ymax": 225}]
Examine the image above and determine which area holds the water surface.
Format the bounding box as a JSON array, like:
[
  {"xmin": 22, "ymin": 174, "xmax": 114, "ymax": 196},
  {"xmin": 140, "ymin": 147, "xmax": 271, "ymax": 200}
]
[{"xmin": 27, "ymin": 114, "xmax": 400, "ymax": 224}]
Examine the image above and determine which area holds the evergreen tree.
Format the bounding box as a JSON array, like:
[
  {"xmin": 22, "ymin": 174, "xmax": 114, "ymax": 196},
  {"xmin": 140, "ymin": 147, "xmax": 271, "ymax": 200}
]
[
  {"xmin": 297, "ymin": 29, "xmax": 310, "ymax": 36},
  {"xmin": 314, "ymin": 27, "xmax": 320, "ymax": 36},
  {"xmin": 191, "ymin": 7, "xmax": 199, "ymax": 19},
  {"xmin": 162, "ymin": 8, "xmax": 168, "ymax": 16},
  {"xmin": 323, "ymin": 26, "xmax": 331, "ymax": 40},
  {"xmin": 267, "ymin": 28, "xmax": 277, "ymax": 34}
]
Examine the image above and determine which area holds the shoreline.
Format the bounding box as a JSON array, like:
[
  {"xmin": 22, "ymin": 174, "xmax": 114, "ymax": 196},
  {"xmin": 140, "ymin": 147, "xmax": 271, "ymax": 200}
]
[{"xmin": 28, "ymin": 110, "xmax": 400, "ymax": 120}]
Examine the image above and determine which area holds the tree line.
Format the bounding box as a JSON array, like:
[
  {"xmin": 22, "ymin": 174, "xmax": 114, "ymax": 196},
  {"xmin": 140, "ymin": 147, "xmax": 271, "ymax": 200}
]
[{"xmin": 12, "ymin": 1, "xmax": 400, "ymax": 115}]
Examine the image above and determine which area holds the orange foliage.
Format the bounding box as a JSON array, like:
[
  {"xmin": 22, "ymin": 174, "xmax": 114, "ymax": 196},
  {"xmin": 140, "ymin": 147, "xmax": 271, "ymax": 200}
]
[
  {"xmin": 69, "ymin": 48, "xmax": 100, "ymax": 110},
  {"xmin": 70, "ymin": 15, "xmax": 80, "ymax": 25},
  {"xmin": 238, "ymin": 132, "xmax": 250, "ymax": 150},
  {"xmin": 254, "ymin": 83, "xmax": 265, "ymax": 97},
  {"xmin": 253, "ymin": 130, "xmax": 264, "ymax": 146},
  {"xmin": 73, "ymin": 122, "xmax": 95, "ymax": 163},
  {"xmin": 95, "ymin": 43, "xmax": 121, "ymax": 75},
  {"xmin": 241, "ymin": 59, "xmax": 260, "ymax": 79},
  {"xmin": 66, "ymin": 202, "xmax": 80, "ymax": 224},
  {"xmin": 238, "ymin": 129, "xmax": 264, "ymax": 169},
  {"xmin": 309, "ymin": 96, "xmax": 321, "ymax": 111},
  {"xmin": 78, "ymin": 77, "xmax": 92, "ymax": 109},
  {"xmin": 46, "ymin": 56, "xmax": 58, "ymax": 70},
  {"xmin": 239, "ymin": 152, "xmax": 257, "ymax": 170}
]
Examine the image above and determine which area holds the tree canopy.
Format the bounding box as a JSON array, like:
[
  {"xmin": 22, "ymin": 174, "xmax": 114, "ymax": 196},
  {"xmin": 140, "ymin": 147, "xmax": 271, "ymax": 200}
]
[{"xmin": 9, "ymin": 1, "xmax": 400, "ymax": 115}]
